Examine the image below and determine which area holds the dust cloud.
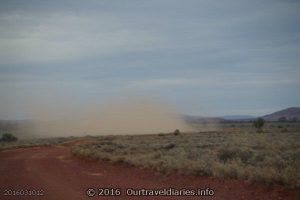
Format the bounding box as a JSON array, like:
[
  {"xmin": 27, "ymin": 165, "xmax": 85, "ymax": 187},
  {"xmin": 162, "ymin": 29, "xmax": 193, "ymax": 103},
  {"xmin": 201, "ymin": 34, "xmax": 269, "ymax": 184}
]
[{"xmin": 24, "ymin": 98, "xmax": 194, "ymax": 138}]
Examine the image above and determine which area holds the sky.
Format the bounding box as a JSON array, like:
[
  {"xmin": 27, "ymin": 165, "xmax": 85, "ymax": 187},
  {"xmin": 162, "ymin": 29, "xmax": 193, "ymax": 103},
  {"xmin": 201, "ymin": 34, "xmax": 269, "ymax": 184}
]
[{"xmin": 0, "ymin": 0, "xmax": 300, "ymax": 119}]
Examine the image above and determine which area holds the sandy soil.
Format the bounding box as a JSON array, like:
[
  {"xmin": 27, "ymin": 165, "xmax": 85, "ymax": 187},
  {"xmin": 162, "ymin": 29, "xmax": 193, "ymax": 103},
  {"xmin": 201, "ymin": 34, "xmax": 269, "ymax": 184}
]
[{"xmin": 0, "ymin": 142, "xmax": 299, "ymax": 200}]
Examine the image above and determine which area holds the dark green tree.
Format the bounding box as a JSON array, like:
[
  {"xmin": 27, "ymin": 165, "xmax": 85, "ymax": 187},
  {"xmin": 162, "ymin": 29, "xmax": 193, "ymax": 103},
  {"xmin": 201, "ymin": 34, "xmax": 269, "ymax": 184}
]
[
  {"xmin": 290, "ymin": 117, "xmax": 298, "ymax": 122},
  {"xmin": 253, "ymin": 118, "xmax": 265, "ymax": 132}
]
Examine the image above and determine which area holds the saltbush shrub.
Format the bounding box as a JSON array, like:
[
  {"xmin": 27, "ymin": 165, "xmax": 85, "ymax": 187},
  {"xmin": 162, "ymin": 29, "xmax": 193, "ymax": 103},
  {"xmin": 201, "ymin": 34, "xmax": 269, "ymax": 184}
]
[{"xmin": 0, "ymin": 133, "xmax": 18, "ymax": 142}]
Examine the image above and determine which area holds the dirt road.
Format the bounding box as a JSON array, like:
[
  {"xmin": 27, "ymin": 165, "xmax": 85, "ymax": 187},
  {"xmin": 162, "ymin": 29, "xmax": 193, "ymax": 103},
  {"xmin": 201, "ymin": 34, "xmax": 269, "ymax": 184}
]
[{"xmin": 0, "ymin": 143, "xmax": 298, "ymax": 200}]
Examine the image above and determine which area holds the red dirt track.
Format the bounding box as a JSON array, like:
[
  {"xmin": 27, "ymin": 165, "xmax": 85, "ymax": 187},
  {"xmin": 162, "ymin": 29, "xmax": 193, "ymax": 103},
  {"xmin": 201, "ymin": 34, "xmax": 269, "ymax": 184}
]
[{"xmin": 0, "ymin": 143, "xmax": 299, "ymax": 200}]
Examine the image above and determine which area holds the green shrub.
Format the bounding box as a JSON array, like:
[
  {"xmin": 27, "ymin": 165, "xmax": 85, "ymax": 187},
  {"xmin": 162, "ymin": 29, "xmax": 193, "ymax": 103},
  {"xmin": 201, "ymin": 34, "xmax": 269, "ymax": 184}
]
[
  {"xmin": 217, "ymin": 147, "xmax": 255, "ymax": 164},
  {"xmin": 174, "ymin": 129, "xmax": 181, "ymax": 136},
  {"xmin": 163, "ymin": 143, "xmax": 176, "ymax": 150},
  {"xmin": 0, "ymin": 133, "xmax": 18, "ymax": 142}
]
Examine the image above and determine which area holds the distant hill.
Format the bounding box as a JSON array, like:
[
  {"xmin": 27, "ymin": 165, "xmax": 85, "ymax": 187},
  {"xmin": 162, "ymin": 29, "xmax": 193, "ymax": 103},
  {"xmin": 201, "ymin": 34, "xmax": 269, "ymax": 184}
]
[
  {"xmin": 184, "ymin": 107, "xmax": 300, "ymax": 124},
  {"xmin": 263, "ymin": 107, "xmax": 300, "ymax": 121},
  {"xmin": 221, "ymin": 115, "xmax": 256, "ymax": 120},
  {"xmin": 183, "ymin": 115, "xmax": 225, "ymax": 123}
]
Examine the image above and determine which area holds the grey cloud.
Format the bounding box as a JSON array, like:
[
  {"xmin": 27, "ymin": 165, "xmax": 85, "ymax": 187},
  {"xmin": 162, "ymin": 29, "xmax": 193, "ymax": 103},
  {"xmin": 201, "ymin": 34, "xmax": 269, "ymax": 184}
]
[{"xmin": 0, "ymin": 0, "xmax": 299, "ymax": 118}]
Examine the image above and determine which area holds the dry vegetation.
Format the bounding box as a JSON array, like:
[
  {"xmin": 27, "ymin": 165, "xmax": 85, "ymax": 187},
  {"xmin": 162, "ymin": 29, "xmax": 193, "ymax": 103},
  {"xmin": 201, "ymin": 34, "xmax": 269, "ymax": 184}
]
[
  {"xmin": 0, "ymin": 136, "xmax": 78, "ymax": 150},
  {"xmin": 72, "ymin": 122, "xmax": 300, "ymax": 188}
]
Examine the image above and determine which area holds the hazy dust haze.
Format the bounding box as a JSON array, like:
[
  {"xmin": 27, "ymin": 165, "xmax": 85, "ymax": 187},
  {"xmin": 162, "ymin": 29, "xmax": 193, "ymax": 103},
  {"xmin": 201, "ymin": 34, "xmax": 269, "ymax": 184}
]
[{"xmin": 23, "ymin": 98, "xmax": 194, "ymax": 138}]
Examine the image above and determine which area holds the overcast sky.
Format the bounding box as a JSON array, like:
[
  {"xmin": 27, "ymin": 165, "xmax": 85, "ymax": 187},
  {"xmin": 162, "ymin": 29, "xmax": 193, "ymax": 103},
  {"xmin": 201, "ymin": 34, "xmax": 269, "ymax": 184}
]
[{"xmin": 0, "ymin": 0, "xmax": 300, "ymax": 119}]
